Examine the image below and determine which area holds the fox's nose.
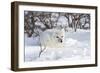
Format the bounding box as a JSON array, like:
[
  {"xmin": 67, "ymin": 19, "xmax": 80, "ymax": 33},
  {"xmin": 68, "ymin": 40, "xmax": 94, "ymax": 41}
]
[{"xmin": 60, "ymin": 39, "xmax": 63, "ymax": 43}]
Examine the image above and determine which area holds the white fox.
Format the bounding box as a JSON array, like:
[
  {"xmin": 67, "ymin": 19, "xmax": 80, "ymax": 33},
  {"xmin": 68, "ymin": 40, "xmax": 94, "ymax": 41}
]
[{"xmin": 38, "ymin": 28, "xmax": 65, "ymax": 57}]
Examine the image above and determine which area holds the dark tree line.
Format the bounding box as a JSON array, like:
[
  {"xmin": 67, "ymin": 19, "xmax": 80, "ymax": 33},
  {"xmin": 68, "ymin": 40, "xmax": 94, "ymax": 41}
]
[{"xmin": 24, "ymin": 11, "xmax": 90, "ymax": 37}]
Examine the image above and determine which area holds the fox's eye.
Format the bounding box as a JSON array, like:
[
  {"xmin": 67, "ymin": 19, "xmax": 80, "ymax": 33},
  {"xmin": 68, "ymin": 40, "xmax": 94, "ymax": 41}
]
[{"xmin": 56, "ymin": 36, "xmax": 59, "ymax": 38}]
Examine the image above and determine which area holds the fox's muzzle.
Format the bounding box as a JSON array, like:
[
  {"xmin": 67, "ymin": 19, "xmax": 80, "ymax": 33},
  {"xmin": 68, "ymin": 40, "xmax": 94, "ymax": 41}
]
[{"xmin": 58, "ymin": 38, "xmax": 63, "ymax": 43}]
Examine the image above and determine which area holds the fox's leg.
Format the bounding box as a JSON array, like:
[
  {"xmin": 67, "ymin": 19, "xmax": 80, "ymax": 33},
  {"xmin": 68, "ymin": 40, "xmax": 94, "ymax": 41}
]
[{"xmin": 39, "ymin": 43, "xmax": 47, "ymax": 57}]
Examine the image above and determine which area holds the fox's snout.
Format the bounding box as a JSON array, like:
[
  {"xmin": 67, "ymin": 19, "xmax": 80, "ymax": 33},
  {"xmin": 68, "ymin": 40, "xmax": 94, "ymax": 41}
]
[{"xmin": 58, "ymin": 38, "xmax": 63, "ymax": 43}]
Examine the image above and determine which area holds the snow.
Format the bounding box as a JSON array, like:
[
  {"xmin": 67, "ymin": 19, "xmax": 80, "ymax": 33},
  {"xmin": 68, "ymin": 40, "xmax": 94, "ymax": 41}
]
[
  {"xmin": 25, "ymin": 34, "xmax": 40, "ymax": 46},
  {"xmin": 51, "ymin": 13, "xmax": 59, "ymax": 22},
  {"xmin": 57, "ymin": 16, "xmax": 68, "ymax": 28},
  {"xmin": 24, "ymin": 11, "xmax": 28, "ymax": 15},
  {"xmin": 35, "ymin": 21, "xmax": 46, "ymax": 28},
  {"xmin": 24, "ymin": 29, "xmax": 91, "ymax": 62},
  {"xmin": 84, "ymin": 23, "xmax": 89, "ymax": 28}
]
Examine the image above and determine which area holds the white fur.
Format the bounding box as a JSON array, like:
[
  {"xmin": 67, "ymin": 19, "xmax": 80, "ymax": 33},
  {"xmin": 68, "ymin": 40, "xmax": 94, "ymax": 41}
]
[{"xmin": 39, "ymin": 28, "xmax": 65, "ymax": 48}]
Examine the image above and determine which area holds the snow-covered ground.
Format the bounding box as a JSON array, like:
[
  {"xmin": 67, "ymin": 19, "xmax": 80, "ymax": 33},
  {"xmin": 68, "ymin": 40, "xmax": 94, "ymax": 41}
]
[{"xmin": 24, "ymin": 29, "xmax": 91, "ymax": 62}]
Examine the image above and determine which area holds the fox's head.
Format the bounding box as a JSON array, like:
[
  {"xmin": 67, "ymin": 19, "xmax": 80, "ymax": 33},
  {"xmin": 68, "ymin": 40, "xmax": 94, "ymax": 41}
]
[{"xmin": 54, "ymin": 28, "xmax": 65, "ymax": 43}]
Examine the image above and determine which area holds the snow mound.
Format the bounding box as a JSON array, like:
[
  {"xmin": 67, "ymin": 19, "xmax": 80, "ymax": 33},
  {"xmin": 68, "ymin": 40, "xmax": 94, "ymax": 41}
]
[{"xmin": 24, "ymin": 29, "xmax": 91, "ymax": 62}]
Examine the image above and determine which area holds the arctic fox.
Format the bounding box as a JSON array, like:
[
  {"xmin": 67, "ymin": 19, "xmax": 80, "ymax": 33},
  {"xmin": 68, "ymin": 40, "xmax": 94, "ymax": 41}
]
[
  {"xmin": 39, "ymin": 28, "xmax": 65, "ymax": 48},
  {"xmin": 38, "ymin": 28, "xmax": 65, "ymax": 57}
]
